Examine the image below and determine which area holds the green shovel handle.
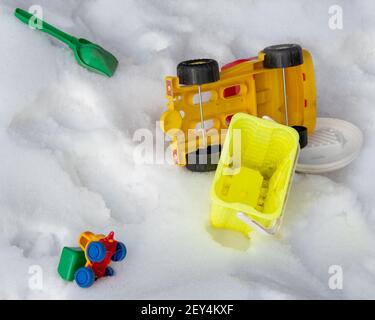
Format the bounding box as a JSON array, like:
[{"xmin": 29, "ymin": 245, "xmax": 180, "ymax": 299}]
[{"xmin": 14, "ymin": 8, "xmax": 75, "ymax": 47}]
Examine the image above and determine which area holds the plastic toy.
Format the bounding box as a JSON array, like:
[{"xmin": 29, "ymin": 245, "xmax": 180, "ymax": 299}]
[
  {"xmin": 296, "ymin": 117, "xmax": 363, "ymax": 173},
  {"xmin": 57, "ymin": 231, "xmax": 126, "ymax": 288},
  {"xmin": 14, "ymin": 8, "xmax": 118, "ymax": 77},
  {"xmin": 161, "ymin": 44, "xmax": 314, "ymax": 172},
  {"xmin": 210, "ymin": 113, "xmax": 299, "ymax": 237},
  {"xmin": 58, "ymin": 247, "xmax": 87, "ymax": 281},
  {"xmin": 161, "ymin": 44, "xmax": 363, "ymax": 174}
]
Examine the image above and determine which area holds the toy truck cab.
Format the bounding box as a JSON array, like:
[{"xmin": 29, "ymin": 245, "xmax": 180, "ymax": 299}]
[
  {"xmin": 161, "ymin": 44, "xmax": 316, "ymax": 172},
  {"xmin": 75, "ymin": 231, "xmax": 127, "ymax": 287}
]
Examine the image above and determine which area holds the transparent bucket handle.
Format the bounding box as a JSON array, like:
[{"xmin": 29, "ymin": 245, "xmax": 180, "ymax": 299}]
[{"xmin": 236, "ymin": 212, "xmax": 282, "ymax": 236}]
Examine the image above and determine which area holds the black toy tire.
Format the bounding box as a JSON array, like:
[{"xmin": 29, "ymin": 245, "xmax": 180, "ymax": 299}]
[
  {"xmin": 263, "ymin": 44, "xmax": 303, "ymax": 68},
  {"xmin": 292, "ymin": 125, "xmax": 308, "ymax": 149},
  {"xmin": 185, "ymin": 145, "xmax": 221, "ymax": 172},
  {"xmin": 177, "ymin": 59, "xmax": 220, "ymax": 86}
]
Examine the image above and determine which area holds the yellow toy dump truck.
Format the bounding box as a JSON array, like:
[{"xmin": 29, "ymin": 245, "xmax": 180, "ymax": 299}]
[
  {"xmin": 160, "ymin": 44, "xmax": 316, "ymax": 172},
  {"xmin": 210, "ymin": 113, "xmax": 300, "ymax": 237}
]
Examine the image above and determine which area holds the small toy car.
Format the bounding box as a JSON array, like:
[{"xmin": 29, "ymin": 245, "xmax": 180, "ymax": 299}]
[
  {"xmin": 210, "ymin": 113, "xmax": 300, "ymax": 237},
  {"xmin": 58, "ymin": 231, "xmax": 127, "ymax": 288},
  {"xmin": 160, "ymin": 44, "xmax": 316, "ymax": 172}
]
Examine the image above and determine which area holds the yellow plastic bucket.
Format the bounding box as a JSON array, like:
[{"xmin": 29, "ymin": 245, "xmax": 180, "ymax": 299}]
[{"xmin": 210, "ymin": 113, "xmax": 300, "ymax": 237}]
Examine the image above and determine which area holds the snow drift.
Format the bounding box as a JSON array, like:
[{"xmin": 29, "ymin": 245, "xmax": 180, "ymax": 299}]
[{"xmin": 0, "ymin": 0, "xmax": 375, "ymax": 299}]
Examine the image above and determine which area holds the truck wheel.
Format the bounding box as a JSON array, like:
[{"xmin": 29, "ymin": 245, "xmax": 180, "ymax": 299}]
[
  {"xmin": 177, "ymin": 59, "xmax": 220, "ymax": 85},
  {"xmin": 105, "ymin": 266, "xmax": 115, "ymax": 277},
  {"xmin": 75, "ymin": 267, "xmax": 95, "ymax": 288},
  {"xmin": 292, "ymin": 125, "xmax": 308, "ymax": 149},
  {"xmin": 186, "ymin": 145, "xmax": 221, "ymax": 172},
  {"xmin": 111, "ymin": 242, "xmax": 127, "ymax": 262},
  {"xmin": 87, "ymin": 241, "xmax": 106, "ymax": 263},
  {"xmin": 263, "ymin": 44, "xmax": 303, "ymax": 68}
]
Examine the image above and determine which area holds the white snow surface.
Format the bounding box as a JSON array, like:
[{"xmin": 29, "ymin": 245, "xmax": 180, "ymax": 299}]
[{"xmin": 0, "ymin": 0, "xmax": 375, "ymax": 299}]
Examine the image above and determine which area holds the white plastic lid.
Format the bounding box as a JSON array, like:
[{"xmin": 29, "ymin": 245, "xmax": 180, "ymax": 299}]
[{"xmin": 296, "ymin": 118, "xmax": 363, "ymax": 173}]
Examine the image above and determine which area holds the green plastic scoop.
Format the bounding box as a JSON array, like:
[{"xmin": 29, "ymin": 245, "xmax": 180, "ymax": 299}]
[{"xmin": 14, "ymin": 8, "xmax": 118, "ymax": 77}]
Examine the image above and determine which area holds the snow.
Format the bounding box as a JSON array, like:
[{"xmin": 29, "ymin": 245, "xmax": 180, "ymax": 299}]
[{"xmin": 0, "ymin": 0, "xmax": 374, "ymax": 299}]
